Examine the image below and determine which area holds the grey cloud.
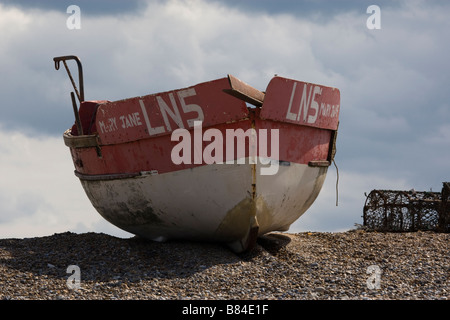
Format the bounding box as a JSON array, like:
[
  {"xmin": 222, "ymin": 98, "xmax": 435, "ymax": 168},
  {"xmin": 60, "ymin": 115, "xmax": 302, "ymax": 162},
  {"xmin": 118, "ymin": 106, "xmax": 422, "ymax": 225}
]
[
  {"xmin": 0, "ymin": 0, "xmax": 146, "ymax": 16},
  {"xmin": 0, "ymin": 192, "xmax": 49, "ymax": 223},
  {"xmin": 211, "ymin": 0, "xmax": 405, "ymax": 19}
]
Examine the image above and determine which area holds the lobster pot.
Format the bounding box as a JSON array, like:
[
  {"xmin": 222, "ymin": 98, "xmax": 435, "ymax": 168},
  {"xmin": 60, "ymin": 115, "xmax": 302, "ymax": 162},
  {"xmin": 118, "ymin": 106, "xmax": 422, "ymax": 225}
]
[
  {"xmin": 440, "ymin": 183, "xmax": 450, "ymax": 232},
  {"xmin": 363, "ymin": 189, "xmax": 442, "ymax": 232}
]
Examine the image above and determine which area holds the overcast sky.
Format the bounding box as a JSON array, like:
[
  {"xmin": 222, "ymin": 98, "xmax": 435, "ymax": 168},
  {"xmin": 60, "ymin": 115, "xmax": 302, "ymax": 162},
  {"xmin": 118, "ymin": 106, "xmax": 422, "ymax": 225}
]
[{"xmin": 0, "ymin": 0, "xmax": 449, "ymax": 239}]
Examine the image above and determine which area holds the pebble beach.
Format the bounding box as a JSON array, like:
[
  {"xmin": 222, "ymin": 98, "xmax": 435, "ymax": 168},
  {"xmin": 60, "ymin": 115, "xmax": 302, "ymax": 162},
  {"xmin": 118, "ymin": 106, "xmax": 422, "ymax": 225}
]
[{"xmin": 0, "ymin": 230, "xmax": 448, "ymax": 300}]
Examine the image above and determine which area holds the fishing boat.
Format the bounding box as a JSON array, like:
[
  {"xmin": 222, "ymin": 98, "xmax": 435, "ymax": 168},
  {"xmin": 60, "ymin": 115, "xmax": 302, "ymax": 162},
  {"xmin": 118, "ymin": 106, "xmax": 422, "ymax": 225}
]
[{"xmin": 54, "ymin": 55, "xmax": 340, "ymax": 252}]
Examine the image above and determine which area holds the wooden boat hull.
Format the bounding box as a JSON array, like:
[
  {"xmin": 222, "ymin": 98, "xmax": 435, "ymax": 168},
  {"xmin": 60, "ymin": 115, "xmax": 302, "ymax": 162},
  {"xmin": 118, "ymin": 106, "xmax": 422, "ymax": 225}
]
[
  {"xmin": 74, "ymin": 158, "xmax": 327, "ymax": 252},
  {"xmin": 62, "ymin": 74, "xmax": 340, "ymax": 252}
]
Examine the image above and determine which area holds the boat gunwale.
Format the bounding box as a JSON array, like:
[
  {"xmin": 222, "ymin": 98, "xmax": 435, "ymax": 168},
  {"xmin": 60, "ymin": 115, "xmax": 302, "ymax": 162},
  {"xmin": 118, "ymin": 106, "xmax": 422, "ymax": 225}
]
[
  {"xmin": 63, "ymin": 129, "xmax": 100, "ymax": 148},
  {"xmin": 74, "ymin": 170, "xmax": 142, "ymax": 181}
]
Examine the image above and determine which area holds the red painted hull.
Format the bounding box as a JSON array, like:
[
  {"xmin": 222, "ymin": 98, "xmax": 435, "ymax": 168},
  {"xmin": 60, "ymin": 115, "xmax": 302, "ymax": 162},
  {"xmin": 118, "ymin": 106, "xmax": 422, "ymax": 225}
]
[{"xmin": 63, "ymin": 75, "xmax": 340, "ymax": 252}]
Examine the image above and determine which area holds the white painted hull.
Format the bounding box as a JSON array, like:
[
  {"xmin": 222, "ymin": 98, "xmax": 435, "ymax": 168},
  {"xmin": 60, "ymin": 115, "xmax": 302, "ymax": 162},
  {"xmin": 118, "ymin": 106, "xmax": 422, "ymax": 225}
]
[{"xmin": 78, "ymin": 160, "xmax": 327, "ymax": 252}]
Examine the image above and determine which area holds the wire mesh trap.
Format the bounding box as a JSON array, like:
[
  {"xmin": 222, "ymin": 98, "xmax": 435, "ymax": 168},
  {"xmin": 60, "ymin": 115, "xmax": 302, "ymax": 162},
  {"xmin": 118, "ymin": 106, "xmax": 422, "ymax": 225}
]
[{"xmin": 363, "ymin": 182, "xmax": 449, "ymax": 232}]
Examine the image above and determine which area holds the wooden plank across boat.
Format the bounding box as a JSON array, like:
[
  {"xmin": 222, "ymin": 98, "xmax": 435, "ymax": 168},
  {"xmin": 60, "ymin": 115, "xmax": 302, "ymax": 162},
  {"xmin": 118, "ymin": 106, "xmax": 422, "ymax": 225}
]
[{"xmin": 54, "ymin": 55, "xmax": 340, "ymax": 252}]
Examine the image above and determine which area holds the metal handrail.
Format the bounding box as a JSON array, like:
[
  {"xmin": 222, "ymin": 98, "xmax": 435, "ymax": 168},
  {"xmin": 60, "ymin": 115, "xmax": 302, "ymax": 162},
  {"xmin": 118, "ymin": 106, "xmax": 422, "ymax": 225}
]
[
  {"xmin": 54, "ymin": 55, "xmax": 85, "ymax": 135},
  {"xmin": 53, "ymin": 55, "xmax": 84, "ymax": 102}
]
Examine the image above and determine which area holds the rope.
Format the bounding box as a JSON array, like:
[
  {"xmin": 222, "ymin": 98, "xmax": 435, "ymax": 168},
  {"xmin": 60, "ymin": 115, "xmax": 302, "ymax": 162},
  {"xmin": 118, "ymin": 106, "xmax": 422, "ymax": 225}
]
[{"xmin": 333, "ymin": 159, "xmax": 339, "ymax": 206}]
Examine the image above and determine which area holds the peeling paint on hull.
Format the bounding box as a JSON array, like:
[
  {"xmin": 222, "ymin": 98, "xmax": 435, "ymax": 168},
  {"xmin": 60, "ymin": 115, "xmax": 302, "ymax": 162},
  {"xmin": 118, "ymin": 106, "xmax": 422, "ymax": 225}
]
[{"xmin": 78, "ymin": 160, "xmax": 327, "ymax": 252}]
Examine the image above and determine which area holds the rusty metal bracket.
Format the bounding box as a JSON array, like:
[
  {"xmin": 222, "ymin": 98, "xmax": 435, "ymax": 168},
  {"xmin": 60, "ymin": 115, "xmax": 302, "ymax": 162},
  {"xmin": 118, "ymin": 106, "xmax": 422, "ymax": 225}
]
[
  {"xmin": 308, "ymin": 160, "xmax": 330, "ymax": 167},
  {"xmin": 70, "ymin": 91, "xmax": 83, "ymax": 135},
  {"xmin": 53, "ymin": 55, "xmax": 85, "ymax": 102},
  {"xmin": 327, "ymin": 123, "xmax": 339, "ymax": 163},
  {"xmin": 54, "ymin": 55, "xmax": 85, "ymax": 136}
]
